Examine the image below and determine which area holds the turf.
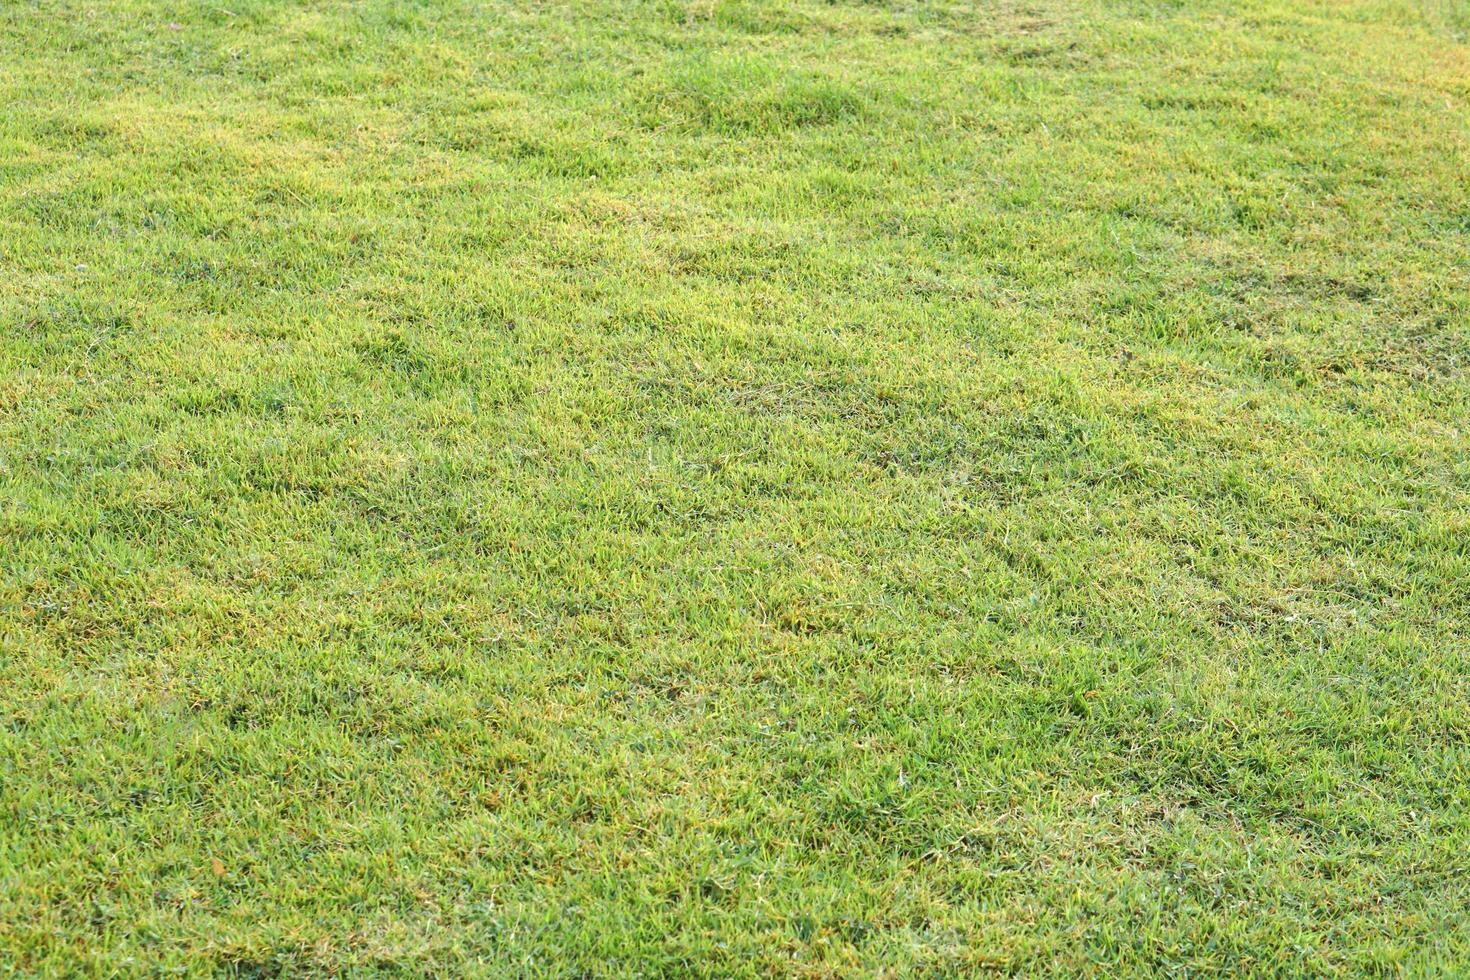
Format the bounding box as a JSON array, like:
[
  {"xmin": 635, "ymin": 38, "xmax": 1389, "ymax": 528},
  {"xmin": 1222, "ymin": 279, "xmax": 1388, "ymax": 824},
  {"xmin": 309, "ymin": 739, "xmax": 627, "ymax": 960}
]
[{"xmin": 2, "ymin": 0, "xmax": 1468, "ymax": 973}]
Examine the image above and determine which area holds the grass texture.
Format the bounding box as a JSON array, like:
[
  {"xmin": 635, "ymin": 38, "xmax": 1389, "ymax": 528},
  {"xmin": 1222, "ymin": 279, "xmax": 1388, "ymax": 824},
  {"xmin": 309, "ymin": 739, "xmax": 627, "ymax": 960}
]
[{"xmin": 2, "ymin": 0, "xmax": 1469, "ymax": 973}]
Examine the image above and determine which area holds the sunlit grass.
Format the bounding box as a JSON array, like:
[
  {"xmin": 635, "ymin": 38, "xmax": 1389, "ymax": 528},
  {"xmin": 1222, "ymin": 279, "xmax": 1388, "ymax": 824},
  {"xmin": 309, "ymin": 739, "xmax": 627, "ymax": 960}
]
[{"xmin": 2, "ymin": 0, "xmax": 1468, "ymax": 973}]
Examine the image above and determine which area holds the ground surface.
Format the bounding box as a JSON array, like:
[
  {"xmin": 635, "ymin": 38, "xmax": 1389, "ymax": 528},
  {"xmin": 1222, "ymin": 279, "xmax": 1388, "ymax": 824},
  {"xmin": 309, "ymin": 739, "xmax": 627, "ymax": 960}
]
[{"xmin": 2, "ymin": 0, "xmax": 1468, "ymax": 974}]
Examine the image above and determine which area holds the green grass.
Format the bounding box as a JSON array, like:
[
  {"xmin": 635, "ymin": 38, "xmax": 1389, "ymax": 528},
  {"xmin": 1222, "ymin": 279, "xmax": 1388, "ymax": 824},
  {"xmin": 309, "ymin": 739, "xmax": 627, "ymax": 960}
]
[{"xmin": 2, "ymin": 0, "xmax": 1468, "ymax": 973}]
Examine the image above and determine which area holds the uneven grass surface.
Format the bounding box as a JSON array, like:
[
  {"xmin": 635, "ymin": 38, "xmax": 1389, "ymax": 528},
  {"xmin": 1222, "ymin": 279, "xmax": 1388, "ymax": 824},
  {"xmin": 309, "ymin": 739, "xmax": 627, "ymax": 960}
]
[{"xmin": 2, "ymin": 0, "xmax": 1469, "ymax": 973}]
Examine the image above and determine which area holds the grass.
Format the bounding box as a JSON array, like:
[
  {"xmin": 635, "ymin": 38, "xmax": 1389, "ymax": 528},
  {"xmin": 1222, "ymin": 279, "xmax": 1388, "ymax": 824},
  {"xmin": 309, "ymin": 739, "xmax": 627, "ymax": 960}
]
[{"xmin": 1, "ymin": 0, "xmax": 1468, "ymax": 973}]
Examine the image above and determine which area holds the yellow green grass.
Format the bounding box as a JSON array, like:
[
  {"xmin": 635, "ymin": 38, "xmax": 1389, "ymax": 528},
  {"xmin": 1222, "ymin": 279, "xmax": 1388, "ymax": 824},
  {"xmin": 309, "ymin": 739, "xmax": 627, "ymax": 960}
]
[{"xmin": 2, "ymin": 0, "xmax": 1468, "ymax": 973}]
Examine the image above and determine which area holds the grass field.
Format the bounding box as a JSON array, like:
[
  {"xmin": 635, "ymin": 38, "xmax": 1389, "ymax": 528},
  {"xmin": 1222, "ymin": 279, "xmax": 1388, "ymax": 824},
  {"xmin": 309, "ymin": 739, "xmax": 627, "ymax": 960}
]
[{"xmin": 2, "ymin": 0, "xmax": 1469, "ymax": 973}]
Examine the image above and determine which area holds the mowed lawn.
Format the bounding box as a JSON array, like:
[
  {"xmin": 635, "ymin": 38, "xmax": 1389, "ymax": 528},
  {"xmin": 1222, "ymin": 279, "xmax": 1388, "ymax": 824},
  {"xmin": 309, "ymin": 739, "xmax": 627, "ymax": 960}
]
[{"xmin": 2, "ymin": 0, "xmax": 1468, "ymax": 973}]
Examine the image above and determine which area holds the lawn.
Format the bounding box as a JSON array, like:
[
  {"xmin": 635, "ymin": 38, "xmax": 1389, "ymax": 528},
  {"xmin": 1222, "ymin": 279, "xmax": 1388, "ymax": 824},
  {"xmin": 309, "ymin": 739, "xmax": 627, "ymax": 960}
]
[{"xmin": 1, "ymin": 0, "xmax": 1468, "ymax": 973}]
